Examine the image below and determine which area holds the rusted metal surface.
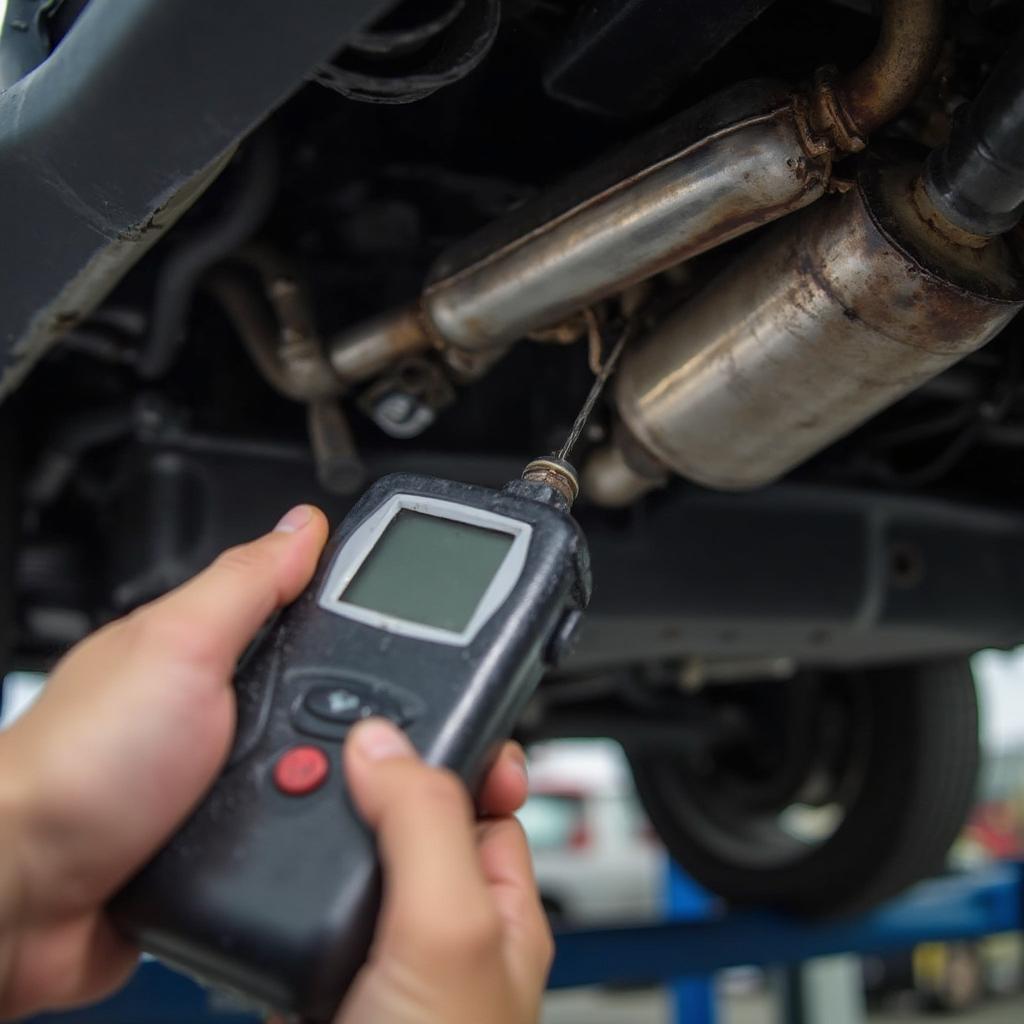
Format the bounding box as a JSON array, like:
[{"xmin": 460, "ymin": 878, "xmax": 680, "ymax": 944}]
[
  {"xmin": 322, "ymin": 0, "xmax": 943, "ymax": 387},
  {"xmin": 423, "ymin": 82, "xmax": 830, "ymax": 352},
  {"xmin": 206, "ymin": 258, "xmax": 339, "ymax": 403},
  {"xmin": 206, "ymin": 249, "xmax": 365, "ymax": 494},
  {"xmin": 807, "ymin": 67, "xmax": 866, "ymax": 153},
  {"xmin": 890, "ymin": 166, "xmax": 1024, "ymax": 296},
  {"xmin": 615, "ymin": 154, "xmax": 1024, "ymax": 491},
  {"xmin": 522, "ymin": 457, "xmax": 580, "ymax": 507},
  {"xmin": 827, "ymin": 0, "xmax": 944, "ymax": 143},
  {"xmin": 327, "ymin": 306, "xmax": 432, "ymax": 385},
  {"xmin": 910, "ymin": 176, "xmax": 990, "ymax": 250}
]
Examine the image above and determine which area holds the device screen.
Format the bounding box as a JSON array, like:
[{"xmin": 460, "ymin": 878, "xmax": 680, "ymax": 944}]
[{"xmin": 340, "ymin": 510, "xmax": 515, "ymax": 632}]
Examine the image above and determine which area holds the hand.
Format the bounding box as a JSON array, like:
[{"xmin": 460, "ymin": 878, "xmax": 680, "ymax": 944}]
[
  {"xmin": 0, "ymin": 505, "xmax": 331, "ymax": 1017},
  {"xmin": 337, "ymin": 718, "xmax": 552, "ymax": 1024},
  {"xmin": 0, "ymin": 505, "xmax": 547, "ymax": 1022}
]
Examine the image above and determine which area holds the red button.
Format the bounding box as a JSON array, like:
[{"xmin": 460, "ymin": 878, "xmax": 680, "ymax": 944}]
[{"xmin": 273, "ymin": 746, "xmax": 330, "ymax": 796}]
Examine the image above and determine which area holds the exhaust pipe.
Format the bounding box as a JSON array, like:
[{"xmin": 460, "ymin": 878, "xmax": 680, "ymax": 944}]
[
  {"xmin": 328, "ymin": 0, "xmax": 944, "ymax": 382},
  {"xmin": 330, "ymin": 80, "xmax": 832, "ymax": 378},
  {"xmin": 421, "ymin": 81, "xmax": 828, "ymax": 353}
]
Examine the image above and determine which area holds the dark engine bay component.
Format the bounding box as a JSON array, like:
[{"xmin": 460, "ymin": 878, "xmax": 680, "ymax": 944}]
[{"xmin": 545, "ymin": 0, "xmax": 778, "ymax": 117}]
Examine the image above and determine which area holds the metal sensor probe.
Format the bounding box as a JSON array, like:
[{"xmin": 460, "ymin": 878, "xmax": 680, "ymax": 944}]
[{"xmin": 522, "ymin": 321, "xmax": 633, "ymax": 507}]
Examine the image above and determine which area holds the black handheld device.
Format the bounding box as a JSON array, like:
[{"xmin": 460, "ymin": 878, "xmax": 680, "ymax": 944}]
[{"xmin": 113, "ymin": 468, "xmax": 590, "ymax": 1021}]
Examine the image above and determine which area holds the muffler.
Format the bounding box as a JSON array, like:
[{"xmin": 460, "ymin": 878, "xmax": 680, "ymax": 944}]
[
  {"xmin": 588, "ymin": 24, "xmax": 1024, "ymax": 502},
  {"xmin": 602, "ymin": 155, "xmax": 1024, "ymax": 495}
]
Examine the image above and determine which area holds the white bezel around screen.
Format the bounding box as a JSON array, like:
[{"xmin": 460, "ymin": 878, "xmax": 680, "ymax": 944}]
[{"xmin": 318, "ymin": 493, "xmax": 533, "ymax": 647}]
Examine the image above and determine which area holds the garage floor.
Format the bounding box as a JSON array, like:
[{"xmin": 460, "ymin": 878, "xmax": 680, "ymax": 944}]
[{"xmin": 542, "ymin": 987, "xmax": 1024, "ymax": 1024}]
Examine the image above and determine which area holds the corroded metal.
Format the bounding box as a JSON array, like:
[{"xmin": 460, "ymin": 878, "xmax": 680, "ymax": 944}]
[
  {"xmin": 522, "ymin": 456, "xmax": 580, "ymax": 507},
  {"xmin": 614, "ymin": 154, "xmax": 1024, "ymax": 492},
  {"xmin": 423, "ymin": 81, "xmax": 830, "ymax": 352},
  {"xmin": 207, "ymin": 256, "xmax": 339, "ymax": 403},
  {"xmin": 827, "ymin": 0, "xmax": 944, "ymax": 143},
  {"xmin": 910, "ymin": 176, "xmax": 990, "ymax": 250},
  {"xmin": 327, "ymin": 2, "xmax": 943, "ymax": 386},
  {"xmin": 327, "ymin": 306, "xmax": 433, "ymax": 385},
  {"xmin": 807, "ymin": 66, "xmax": 866, "ymax": 153}
]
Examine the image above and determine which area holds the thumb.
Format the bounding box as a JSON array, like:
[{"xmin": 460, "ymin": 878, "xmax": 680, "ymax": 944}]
[
  {"xmin": 134, "ymin": 504, "xmax": 329, "ymax": 678},
  {"xmin": 344, "ymin": 720, "xmax": 494, "ymax": 950}
]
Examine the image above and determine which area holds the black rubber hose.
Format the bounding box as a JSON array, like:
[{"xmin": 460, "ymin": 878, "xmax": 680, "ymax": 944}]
[
  {"xmin": 136, "ymin": 133, "xmax": 278, "ymax": 379},
  {"xmin": 925, "ymin": 25, "xmax": 1024, "ymax": 237}
]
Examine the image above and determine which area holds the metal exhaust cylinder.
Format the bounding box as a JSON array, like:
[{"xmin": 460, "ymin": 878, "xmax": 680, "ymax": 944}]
[
  {"xmin": 328, "ymin": 80, "xmax": 832, "ymax": 378},
  {"xmin": 327, "ymin": 0, "xmax": 945, "ymax": 380},
  {"xmin": 611, "ymin": 155, "xmax": 1024, "ymax": 493},
  {"xmin": 421, "ymin": 81, "xmax": 829, "ymax": 353}
]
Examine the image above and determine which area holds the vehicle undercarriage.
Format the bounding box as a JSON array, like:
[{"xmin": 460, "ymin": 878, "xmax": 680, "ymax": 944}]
[{"xmin": 2, "ymin": 0, "xmax": 1023, "ymax": 914}]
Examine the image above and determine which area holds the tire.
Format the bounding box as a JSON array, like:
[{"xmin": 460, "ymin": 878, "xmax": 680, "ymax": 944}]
[{"xmin": 629, "ymin": 660, "xmax": 980, "ymax": 916}]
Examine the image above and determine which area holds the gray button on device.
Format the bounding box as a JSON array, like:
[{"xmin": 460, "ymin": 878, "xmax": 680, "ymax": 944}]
[
  {"xmin": 293, "ymin": 680, "xmax": 418, "ymax": 742},
  {"xmin": 305, "ymin": 686, "xmax": 372, "ymax": 724}
]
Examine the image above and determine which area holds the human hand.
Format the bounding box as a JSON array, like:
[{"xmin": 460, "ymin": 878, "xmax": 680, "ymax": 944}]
[
  {"xmin": 0, "ymin": 504, "xmax": 549, "ymax": 1022},
  {"xmin": 337, "ymin": 718, "xmax": 552, "ymax": 1024},
  {"xmin": 0, "ymin": 506, "xmax": 330, "ymax": 1017}
]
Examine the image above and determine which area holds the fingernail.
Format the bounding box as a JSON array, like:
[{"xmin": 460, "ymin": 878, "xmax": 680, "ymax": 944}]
[
  {"xmin": 274, "ymin": 505, "xmax": 312, "ymax": 534},
  {"xmin": 351, "ymin": 718, "xmax": 415, "ymax": 761},
  {"xmin": 511, "ymin": 745, "xmax": 529, "ymax": 784}
]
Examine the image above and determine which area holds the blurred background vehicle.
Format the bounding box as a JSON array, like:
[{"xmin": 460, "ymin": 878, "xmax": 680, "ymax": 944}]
[{"xmin": 519, "ymin": 740, "xmax": 662, "ymax": 924}]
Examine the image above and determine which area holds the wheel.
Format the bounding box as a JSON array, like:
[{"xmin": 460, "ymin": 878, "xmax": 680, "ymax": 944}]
[{"xmin": 628, "ymin": 660, "xmax": 979, "ymax": 916}]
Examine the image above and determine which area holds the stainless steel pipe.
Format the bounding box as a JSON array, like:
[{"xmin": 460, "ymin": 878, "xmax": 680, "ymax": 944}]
[
  {"xmin": 422, "ymin": 81, "xmax": 830, "ymax": 352},
  {"xmin": 328, "ymin": 80, "xmax": 831, "ymax": 378},
  {"xmin": 328, "ymin": 308, "xmax": 433, "ymax": 384},
  {"xmin": 325, "ymin": 0, "xmax": 943, "ymax": 381},
  {"xmin": 610, "ymin": 155, "xmax": 1024, "ymax": 492}
]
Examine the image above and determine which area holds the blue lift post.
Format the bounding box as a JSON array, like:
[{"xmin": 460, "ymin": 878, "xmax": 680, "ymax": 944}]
[
  {"xmin": 22, "ymin": 863, "xmax": 1024, "ymax": 1023},
  {"xmin": 664, "ymin": 859, "xmax": 716, "ymax": 1024}
]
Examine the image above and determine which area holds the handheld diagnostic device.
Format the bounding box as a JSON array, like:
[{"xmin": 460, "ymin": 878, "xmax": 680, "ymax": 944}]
[{"xmin": 113, "ymin": 464, "xmax": 591, "ymax": 1020}]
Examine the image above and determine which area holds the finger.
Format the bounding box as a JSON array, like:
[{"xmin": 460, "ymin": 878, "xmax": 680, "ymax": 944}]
[
  {"xmin": 343, "ymin": 719, "xmax": 496, "ymax": 952},
  {"xmin": 132, "ymin": 505, "xmax": 329, "ymax": 678},
  {"xmin": 478, "ymin": 742, "xmax": 529, "ymax": 818},
  {"xmin": 0, "ymin": 913, "xmax": 138, "ymax": 1018},
  {"xmin": 477, "ymin": 817, "xmax": 554, "ymax": 985}
]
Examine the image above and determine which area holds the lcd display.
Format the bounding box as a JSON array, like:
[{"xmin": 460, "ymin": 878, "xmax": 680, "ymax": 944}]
[{"xmin": 340, "ymin": 510, "xmax": 515, "ymax": 632}]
